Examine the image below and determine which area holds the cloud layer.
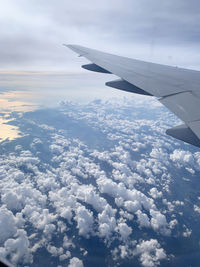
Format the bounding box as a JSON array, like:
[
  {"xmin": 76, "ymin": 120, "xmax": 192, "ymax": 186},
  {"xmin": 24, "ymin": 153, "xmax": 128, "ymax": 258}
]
[{"xmin": 0, "ymin": 96, "xmax": 200, "ymax": 266}]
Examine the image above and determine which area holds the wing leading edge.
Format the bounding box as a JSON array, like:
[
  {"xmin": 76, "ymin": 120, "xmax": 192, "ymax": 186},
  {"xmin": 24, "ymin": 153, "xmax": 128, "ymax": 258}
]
[{"xmin": 64, "ymin": 44, "xmax": 200, "ymax": 148}]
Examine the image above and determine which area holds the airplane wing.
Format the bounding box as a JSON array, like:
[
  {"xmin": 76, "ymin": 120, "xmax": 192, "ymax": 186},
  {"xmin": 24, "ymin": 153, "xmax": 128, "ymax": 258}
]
[{"xmin": 64, "ymin": 44, "xmax": 200, "ymax": 148}]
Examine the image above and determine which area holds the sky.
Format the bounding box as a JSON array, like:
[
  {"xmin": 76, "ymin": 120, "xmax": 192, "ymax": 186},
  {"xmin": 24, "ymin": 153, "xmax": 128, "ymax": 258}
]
[
  {"xmin": 1, "ymin": 2, "xmax": 200, "ymax": 266},
  {"xmin": 1, "ymin": 0, "xmax": 200, "ymax": 71}
]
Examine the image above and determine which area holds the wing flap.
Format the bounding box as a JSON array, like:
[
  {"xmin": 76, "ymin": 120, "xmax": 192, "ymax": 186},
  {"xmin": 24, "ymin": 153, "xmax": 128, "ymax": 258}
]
[
  {"xmin": 188, "ymin": 121, "xmax": 200, "ymax": 139},
  {"xmin": 82, "ymin": 63, "xmax": 112, "ymax": 73},
  {"xmin": 166, "ymin": 124, "xmax": 200, "ymax": 147},
  {"xmin": 106, "ymin": 79, "xmax": 152, "ymax": 95}
]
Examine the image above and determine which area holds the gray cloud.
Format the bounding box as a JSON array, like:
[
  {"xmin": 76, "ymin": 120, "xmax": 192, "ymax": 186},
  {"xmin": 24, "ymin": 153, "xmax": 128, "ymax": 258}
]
[{"xmin": 0, "ymin": 0, "xmax": 200, "ymax": 70}]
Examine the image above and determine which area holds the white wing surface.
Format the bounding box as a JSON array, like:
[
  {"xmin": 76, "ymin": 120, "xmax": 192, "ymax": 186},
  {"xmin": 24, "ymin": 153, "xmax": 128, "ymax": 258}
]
[{"xmin": 65, "ymin": 44, "xmax": 200, "ymax": 148}]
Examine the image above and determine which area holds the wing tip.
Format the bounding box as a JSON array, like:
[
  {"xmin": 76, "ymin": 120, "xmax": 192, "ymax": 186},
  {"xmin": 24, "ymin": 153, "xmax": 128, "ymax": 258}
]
[{"xmin": 63, "ymin": 44, "xmax": 88, "ymax": 56}]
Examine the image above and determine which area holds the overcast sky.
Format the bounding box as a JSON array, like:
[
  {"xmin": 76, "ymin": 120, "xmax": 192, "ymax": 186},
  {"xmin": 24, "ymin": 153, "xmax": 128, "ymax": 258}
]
[{"xmin": 1, "ymin": 0, "xmax": 200, "ymax": 71}]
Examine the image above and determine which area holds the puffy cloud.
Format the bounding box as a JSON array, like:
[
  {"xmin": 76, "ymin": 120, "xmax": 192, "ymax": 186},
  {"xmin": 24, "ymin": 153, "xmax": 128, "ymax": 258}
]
[
  {"xmin": 4, "ymin": 229, "xmax": 31, "ymax": 264},
  {"xmin": 68, "ymin": 257, "xmax": 84, "ymax": 267},
  {"xmin": 2, "ymin": 191, "xmax": 23, "ymax": 211},
  {"xmin": 169, "ymin": 149, "xmax": 200, "ymax": 173},
  {"xmin": 169, "ymin": 219, "xmax": 178, "ymax": 229},
  {"xmin": 50, "ymin": 144, "xmax": 64, "ymax": 155},
  {"xmin": 170, "ymin": 150, "xmax": 194, "ymax": 165},
  {"xmin": 59, "ymin": 250, "xmax": 71, "ymax": 261},
  {"xmin": 44, "ymin": 224, "xmax": 56, "ymax": 237},
  {"xmin": 63, "ymin": 236, "xmax": 75, "ymax": 250},
  {"xmin": 117, "ymin": 222, "xmax": 132, "ymax": 240},
  {"xmin": 46, "ymin": 245, "xmax": 64, "ymax": 257},
  {"xmin": 97, "ymin": 176, "xmax": 155, "ymax": 212},
  {"xmin": 194, "ymin": 204, "xmax": 200, "ymax": 214},
  {"xmin": 118, "ymin": 245, "xmax": 129, "ymax": 259},
  {"xmin": 96, "ymin": 173, "xmax": 171, "ymax": 235},
  {"xmin": 11, "ymin": 171, "xmax": 25, "ymax": 183},
  {"xmin": 150, "ymin": 210, "xmax": 170, "ymax": 236},
  {"xmin": 21, "ymin": 206, "xmax": 57, "ymax": 242},
  {"xmin": 98, "ymin": 204, "xmax": 117, "ymax": 239},
  {"xmin": 124, "ymin": 200, "xmax": 141, "ymax": 213},
  {"xmin": 76, "ymin": 185, "xmax": 107, "ymax": 213},
  {"xmin": 0, "ymin": 97, "xmax": 199, "ymax": 266},
  {"xmin": 150, "ymin": 148, "xmax": 169, "ymax": 163},
  {"xmin": 136, "ymin": 210, "xmax": 151, "ymax": 228},
  {"xmin": 149, "ymin": 188, "xmax": 163, "ymax": 199},
  {"xmin": 135, "ymin": 239, "xmax": 167, "ymax": 267},
  {"xmin": 75, "ymin": 206, "xmax": 94, "ymax": 238},
  {"xmin": 0, "ymin": 208, "xmax": 17, "ymax": 243},
  {"xmin": 183, "ymin": 227, "xmax": 192, "ymax": 238}
]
